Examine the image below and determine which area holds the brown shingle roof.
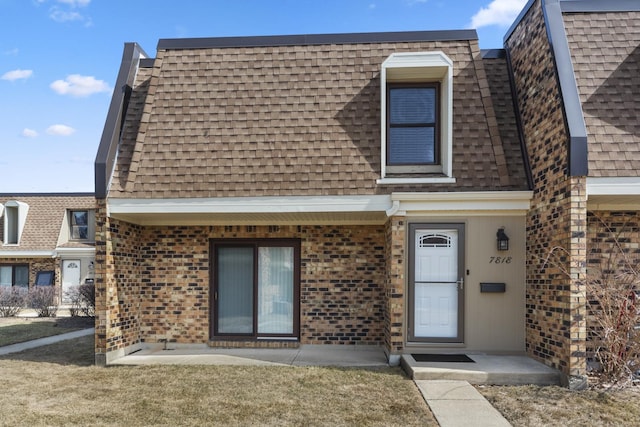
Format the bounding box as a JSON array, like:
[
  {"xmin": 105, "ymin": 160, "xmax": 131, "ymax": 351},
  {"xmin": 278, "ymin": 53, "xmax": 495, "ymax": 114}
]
[
  {"xmin": 108, "ymin": 35, "xmax": 529, "ymax": 199},
  {"xmin": 563, "ymin": 11, "xmax": 640, "ymax": 177},
  {"xmin": 0, "ymin": 194, "xmax": 95, "ymax": 253}
]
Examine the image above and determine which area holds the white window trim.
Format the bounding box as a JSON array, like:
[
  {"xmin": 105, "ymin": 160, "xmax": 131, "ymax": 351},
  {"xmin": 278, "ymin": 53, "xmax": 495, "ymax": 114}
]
[
  {"xmin": 3, "ymin": 201, "xmax": 29, "ymax": 246},
  {"xmin": 380, "ymin": 51, "xmax": 454, "ymax": 181},
  {"xmin": 67, "ymin": 209, "xmax": 95, "ymax": 242}
]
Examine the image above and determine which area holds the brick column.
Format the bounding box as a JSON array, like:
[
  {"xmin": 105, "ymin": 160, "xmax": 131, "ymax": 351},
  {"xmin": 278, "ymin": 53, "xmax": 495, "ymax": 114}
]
[
  {"xmin": 567, "ymin": 177, "xmax": 588, "ymax": 386},
  {"xmin": 384, "ymin": 216, "xmax": 405, "ymax": 364},
  {"xmin": 94, "ymin": 198, "xmax": 109, "ymax": 365}
]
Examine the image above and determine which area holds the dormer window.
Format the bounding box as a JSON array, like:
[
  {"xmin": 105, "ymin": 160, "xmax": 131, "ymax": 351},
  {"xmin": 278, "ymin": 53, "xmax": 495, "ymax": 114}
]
[
  {"xmin": 69, "ymin": 210, "xmax": 94, "ymax": 241},
  {"xmin": 3, "ymin": 201, "xmax": 29, "ymax": 245},
  {"xmin": 378, "ymin": 52, "xmax": 454, "ymax": 184},
  {"xmin": 387, "ymin": 83, "xmax": 440, "ymax": 170}
]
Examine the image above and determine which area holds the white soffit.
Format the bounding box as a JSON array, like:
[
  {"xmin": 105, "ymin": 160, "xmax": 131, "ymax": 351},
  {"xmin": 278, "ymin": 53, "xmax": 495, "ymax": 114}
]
[
  {"xmin": 390, "ymin": 191, "xmax": 533, "ymax": 216},
  {"xmin": 107, "ymin": 192, "xmax": 532, "ymax": 225},
  {"xmin": 108, "ymin": 195, "xmax": 393, "ymax": 225},
  {"xmin": 0, "ymin": 250, "xmax": 55, "ymax": 258},
  {"xmin": 586, "ymin": 177, "xmax": 640, "ymax": 209},
  {"xmin": 587, "ymin": 177, "xmax": 640, "ymax": 196},
  {"xmin": 55, "ymin": 247, "xmax": 96, "ymax": 257},
  {"xmin": 109, "ymin": 195, "xmax": 393, "ymax": 214}
]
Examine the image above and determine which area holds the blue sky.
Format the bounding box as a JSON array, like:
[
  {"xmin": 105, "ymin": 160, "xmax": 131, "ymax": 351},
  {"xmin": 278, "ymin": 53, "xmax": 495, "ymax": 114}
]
[{"xmin": 0, "ymin": 0, "xmax": 527, "ymax": 193}]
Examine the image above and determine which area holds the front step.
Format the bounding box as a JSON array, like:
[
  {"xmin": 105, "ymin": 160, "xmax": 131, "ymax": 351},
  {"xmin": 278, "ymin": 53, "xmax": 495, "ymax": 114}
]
[{"xmin": 401, "ymin": 353, "xmax": 561, "ymax": 386}]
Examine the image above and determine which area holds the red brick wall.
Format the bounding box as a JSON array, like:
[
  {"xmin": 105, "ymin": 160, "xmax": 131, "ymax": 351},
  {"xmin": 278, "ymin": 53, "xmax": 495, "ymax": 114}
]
[
  {"xmin": 96, "ymin": 221, "xmax": 387, "ymax": 358},
  {"xmin": 506, "ymin": 0, "xmax": 587, "ymax": 378}
]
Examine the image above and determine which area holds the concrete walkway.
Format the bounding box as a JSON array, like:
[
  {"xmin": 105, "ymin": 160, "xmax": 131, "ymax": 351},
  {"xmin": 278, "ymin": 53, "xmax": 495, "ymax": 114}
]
[
  {"xmin": 416, "ymin": 380, "xmax": 512, "ymax": 426},
  {"xmin": 0, "ymin": 328, "xmax": 94, "ymax": 355}
]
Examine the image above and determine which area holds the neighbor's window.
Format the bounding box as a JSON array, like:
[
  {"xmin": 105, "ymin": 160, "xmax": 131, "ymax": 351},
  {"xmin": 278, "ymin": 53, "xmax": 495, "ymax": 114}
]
[
  {"xmin": 70, "ymin": 210, "xmax": 89, "ymax": 240},
  {"xmin": 0, "ymin": 265, "xmax": 29, "ymax": 288},
  {"xmin": 35, "ymin": 270, "xmax": 54, "ymax": 286},
  {"xmin": 4, "ymin": 205, "xmax": 19, "ymax": 244},
  {"xmin": 387, "ymin": 83, "xmax": 439, "ymax": 166}
]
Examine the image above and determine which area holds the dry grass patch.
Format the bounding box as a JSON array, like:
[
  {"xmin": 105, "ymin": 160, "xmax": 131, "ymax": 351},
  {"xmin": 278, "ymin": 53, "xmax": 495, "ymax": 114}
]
[
  {"xmin": 478, "ymin": 384, "xmax": 640, "ymax": 426},
  {"xmin": 0, "ymin": 317, "xmax": 94, "ymax": 346},
  {"xmin": 0, "ymin": 336, "xmax": 435, "ymax": 426}
]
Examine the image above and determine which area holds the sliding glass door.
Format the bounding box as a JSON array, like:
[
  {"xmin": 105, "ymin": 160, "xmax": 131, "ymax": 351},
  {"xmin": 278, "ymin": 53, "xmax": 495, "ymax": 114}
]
[{"xmin": 212, "ymin": 240, "xmax": 300, "ymax": 340}]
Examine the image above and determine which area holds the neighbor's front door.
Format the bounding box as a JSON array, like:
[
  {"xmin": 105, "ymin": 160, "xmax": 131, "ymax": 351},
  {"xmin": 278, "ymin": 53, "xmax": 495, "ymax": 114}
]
[
  {"xmin": 409, "ymin": 224, "xmax": 464, "ymax": 342},
  {"xmin": 62, "ymin": 260, "xmax": 81, "ymax": 304}
]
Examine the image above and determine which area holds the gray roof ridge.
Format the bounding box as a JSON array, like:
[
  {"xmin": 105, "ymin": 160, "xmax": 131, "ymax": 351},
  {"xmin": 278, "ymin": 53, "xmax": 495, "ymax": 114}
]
[
  {"xmin": 0, "ymin": 192, "xmax": 94, "ymax": 197},
  {"xmin": 157, "ymin": 29, "xmax": 478, "ymax": 50},
  {"xmin": 560, "ymin": 0, "xmax": 640, "ymax": 13}
]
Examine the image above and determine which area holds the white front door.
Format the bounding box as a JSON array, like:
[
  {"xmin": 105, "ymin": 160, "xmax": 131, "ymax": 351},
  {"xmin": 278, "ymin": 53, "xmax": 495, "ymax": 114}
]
[
  {"xmin": 410, "ymin": 224, "xmax": 464, "ymax": 342},
  {"xmin": 62, "ymin": 260, "xmax": 81, "ymax": 304}
]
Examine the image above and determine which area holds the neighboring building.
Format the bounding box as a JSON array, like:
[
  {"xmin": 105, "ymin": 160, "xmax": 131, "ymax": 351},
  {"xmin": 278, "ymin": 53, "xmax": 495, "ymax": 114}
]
[
  {"xmin": 94, "ymin": 0, "xmax": 640, "ymax": 388},
  {"xmin": 0, "ymin": 194, "xmax": 96, "ymax": 304}
]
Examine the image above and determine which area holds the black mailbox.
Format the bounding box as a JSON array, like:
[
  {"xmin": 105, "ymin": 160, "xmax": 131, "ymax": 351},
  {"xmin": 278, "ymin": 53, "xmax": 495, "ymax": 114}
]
[{"xmin": 480, "ymin": 282, "xmax": 506, "ymax": 293}]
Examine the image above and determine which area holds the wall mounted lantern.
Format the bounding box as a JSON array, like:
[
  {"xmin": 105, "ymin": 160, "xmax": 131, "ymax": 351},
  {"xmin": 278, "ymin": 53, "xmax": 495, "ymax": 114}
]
[{"xmin": 497, "ymin": 227, "xmax": 509, "ymax": 251}]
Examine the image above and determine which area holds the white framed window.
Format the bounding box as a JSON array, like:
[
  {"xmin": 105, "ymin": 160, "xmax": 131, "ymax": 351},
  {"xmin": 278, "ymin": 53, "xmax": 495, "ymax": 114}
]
[
  {"xmin": 379, "ymin": 52, "xmax": 454, "ymax": 184},
  {"xmin": 0, "ymin": 265, "xmax": 29, "ymax": 288},
  {"xmin": 3, "ymin": 201, "xmax": 28, "ymax": 245},
  {"xmin": 69, "ymin": 210, "xmax": 95, "ymax": 241}
]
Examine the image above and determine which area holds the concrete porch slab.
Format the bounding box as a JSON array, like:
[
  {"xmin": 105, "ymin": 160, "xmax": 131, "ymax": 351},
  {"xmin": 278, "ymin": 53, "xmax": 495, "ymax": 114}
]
[
  {"xmin": 111, "ymin": 344, "xmax": 389, "ymax": 367},
  {"xmin": 402, "ymin": 353, "xmax": 561, "ymax": 385}
]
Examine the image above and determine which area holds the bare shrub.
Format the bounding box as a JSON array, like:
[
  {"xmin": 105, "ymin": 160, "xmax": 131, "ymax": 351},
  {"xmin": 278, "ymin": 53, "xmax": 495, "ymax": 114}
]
[
  {"xmin": 67, "ymin": 284, "xmax": 94, "ymax": 317},
  {"xmin": 0, "ymin": 287, "xmax": 27, "ymax": 317},
  {"xmin": 536, "ymin": 213, "xmax": 640, "ymax": 387},
  {"xmin": 586, "ymin": 215, "xmax": 640, "ymax": 386},
  {"xmin": 66, "ymin": 286, "xmax": 82, "ymax": 317},
  {"xmin": 28, "ymin": 286, "xmax": 59, "ymax": 318},
  {"xmin": 79, "ymin": 283, "xmax": 95, "ymax": 317}
]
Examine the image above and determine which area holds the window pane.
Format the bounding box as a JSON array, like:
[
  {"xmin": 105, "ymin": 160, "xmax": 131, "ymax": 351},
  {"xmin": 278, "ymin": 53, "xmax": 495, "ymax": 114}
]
[
  {"xmin": 72, "ymin": 211, "xmax": 88, "ymax": 226},
  {"xmin": 389, "ymin": 127, "xmax": 435, "ymax": 164},
  {"xmin": 36, "ymin": 271, "xmax": 54, "ymax": 286},
  {"xmin": 258, "ymin": 247, "xmax": 294, "ymax": 334},
  {"xmin": 0, "ymin": 267, "xmax": 11, "ymax": 287},
  {"xmin": 390, "ymin": 88, "xmax": 436, "ymax": 124},
  {"xmin": 72, "ymin": 226, "xmax": 89, "ymax": 240},
  {"xmin": 15, "ymin": 266, "xmax": 29, "ymax": 287},
  {"xmin": 217, "ymin": 247, "xmax": 254, "ymax": 334}
]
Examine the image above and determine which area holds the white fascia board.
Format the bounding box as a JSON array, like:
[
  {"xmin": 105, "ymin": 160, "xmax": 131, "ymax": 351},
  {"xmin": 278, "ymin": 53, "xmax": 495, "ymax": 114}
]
[
  {"xmin": 108, "ymin": 195, "xmax": 394, "ymax": 215},
  {"xmin": 0, "ymin": 250, "xmax": 55, "ymax": 258},
  {"xmin": 390, "ymin": 191, "xmax": 533, "ymax": 215},
  {"xmin": 377, "ymin": 177, "xmax": 457, "ymax": 185},
  {"xmin": 586, "ymin": 177, "xmax": 640, "ymax": 196},
  {"xmin": 382, "ymin": 51, "xmax": 453, "ymax": 69},
  {"xmin": 54, "ymin": 247, "xmax": 96, "ymax": 257}
]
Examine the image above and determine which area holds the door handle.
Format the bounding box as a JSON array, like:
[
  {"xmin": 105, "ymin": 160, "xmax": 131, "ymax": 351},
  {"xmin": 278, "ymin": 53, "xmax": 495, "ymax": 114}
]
[{"xmin": 457, "ymin": 277, "xmax": 464, "ymax": 290}]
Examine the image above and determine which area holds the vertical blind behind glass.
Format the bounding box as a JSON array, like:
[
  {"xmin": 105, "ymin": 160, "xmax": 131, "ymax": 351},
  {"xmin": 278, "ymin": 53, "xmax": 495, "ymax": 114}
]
[{"xmin": 389, "ymin": 87, "xmax": 436, "ymax": 165}]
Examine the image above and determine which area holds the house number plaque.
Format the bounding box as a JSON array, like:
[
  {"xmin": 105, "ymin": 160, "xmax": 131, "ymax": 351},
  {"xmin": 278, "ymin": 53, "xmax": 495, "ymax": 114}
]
[{"xmin": 489, "ymin": 256, "xmax": 512, "ymax": 264}]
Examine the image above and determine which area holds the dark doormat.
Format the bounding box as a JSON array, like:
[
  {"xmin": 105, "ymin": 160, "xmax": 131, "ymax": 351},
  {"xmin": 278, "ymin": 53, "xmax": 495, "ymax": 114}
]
[{"xmin": 411, "ymin": 353, "xmax": 475, "ymax": 363}]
